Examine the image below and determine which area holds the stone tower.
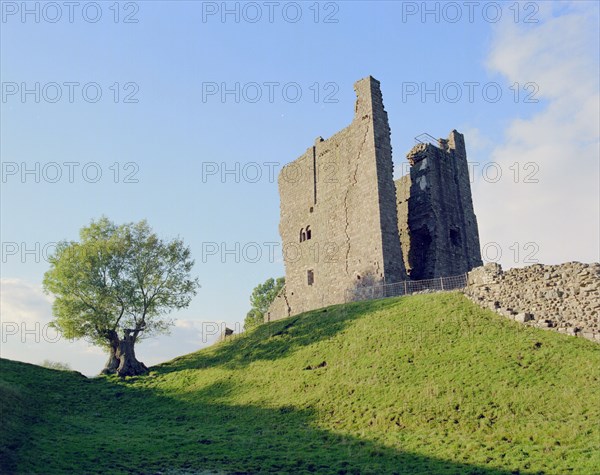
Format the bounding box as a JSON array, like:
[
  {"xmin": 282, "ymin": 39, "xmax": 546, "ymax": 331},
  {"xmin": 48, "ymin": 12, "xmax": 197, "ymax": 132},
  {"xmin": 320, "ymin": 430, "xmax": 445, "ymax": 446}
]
[
  {"xmin": 395, "ymin": 131, "xmax": 483, "ymax": 279},
  {"xmin": 267, "ymin": 76, "xmax": 406, "ymax": 320},
  {"xmin": 266, "ymin": 78, "xmax": 483, "ymax": 322}
]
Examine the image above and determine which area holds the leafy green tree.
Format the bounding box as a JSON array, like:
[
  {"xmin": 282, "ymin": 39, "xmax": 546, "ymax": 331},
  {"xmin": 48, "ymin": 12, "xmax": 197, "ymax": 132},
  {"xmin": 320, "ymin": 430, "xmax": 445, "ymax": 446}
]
[
  {"xmin": 244, "ymin": 308, "xmax": 263, "ymax": 331},
  {"xmin": 244, "ymin": 277, "xmax": 284, "ymax": 330},
  {"xmin": 41, "ymin": 360, "xmax": 71, "ymax": 371},
  {"xmin": 43, "ymin": 217, "xmax": 199, "ymax": 377}
]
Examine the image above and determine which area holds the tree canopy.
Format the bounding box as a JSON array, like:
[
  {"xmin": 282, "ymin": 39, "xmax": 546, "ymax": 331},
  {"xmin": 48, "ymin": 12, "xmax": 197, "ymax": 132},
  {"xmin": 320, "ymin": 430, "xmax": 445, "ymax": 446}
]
[
  {"xmin": 43, "ymin": 217, "xmax": 199, "ymax": 376},
  {"xmin": 244, "ymin": 277, "xmax": 284, "ymax": 330}
]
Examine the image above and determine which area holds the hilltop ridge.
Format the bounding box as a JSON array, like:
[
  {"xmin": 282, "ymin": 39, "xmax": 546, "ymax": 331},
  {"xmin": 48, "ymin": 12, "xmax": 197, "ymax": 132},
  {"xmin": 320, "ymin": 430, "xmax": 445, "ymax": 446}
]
[{"xmin": 1, "ymin": 292, "xmax": 599, "ymax": 474}]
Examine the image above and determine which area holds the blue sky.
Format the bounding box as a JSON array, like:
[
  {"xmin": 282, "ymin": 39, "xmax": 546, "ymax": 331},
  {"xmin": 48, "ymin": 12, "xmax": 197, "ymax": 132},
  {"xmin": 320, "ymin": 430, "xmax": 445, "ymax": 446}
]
[{"xmin": 1, "ymin": 1, "xmax": 599, "ymax": 375}]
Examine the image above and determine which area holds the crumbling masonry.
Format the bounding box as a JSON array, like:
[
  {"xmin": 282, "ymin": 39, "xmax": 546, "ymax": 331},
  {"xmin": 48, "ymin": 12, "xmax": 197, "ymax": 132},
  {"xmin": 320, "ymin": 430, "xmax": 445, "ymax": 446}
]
[{"xmin": 267, "ymin": 77, "xmax": 482, "ymax": 321}]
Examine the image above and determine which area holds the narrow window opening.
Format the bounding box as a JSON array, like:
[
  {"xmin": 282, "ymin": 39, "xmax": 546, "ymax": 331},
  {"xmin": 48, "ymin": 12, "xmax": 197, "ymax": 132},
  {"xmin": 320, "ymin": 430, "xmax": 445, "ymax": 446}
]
[
  {"xmin": 306, "ymin": 225, "xmax": 312, "ymax": 240},
  {"xmin": 300, "ymin": 228, "xmax": 306, "ymax": 243},
  {"xmin": 307, "ymin": 270, "xmax": 314, "ymax": 286},
  {"xmin": 450, "ymin": 228, "xmax": 461, "ymax": 247}
]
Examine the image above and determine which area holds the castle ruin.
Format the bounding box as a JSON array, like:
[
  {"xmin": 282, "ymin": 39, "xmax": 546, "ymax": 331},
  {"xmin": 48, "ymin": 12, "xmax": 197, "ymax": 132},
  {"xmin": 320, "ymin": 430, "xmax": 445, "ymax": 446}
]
[{"xmin": 267, "ymin": 76, "xmax": 482, "ymax": 321}]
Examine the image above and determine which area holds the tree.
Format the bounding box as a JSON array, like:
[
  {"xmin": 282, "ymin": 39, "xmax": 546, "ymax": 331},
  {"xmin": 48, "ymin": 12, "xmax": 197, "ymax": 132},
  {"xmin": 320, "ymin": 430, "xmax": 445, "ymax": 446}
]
[
  {"xmin": 43, "ymin": 217, "xmax": 199, "ymax": 377},
  {"xmin": 41, "ymin": 360, "xmax": 71, "ymax": 371},
  {"xmin": 244, "ymin": 308, "xmax": 263, "ymax": 330},
  {"xmin": 244, "ymin": 277, "xmax": 284, "ymax": 330}
]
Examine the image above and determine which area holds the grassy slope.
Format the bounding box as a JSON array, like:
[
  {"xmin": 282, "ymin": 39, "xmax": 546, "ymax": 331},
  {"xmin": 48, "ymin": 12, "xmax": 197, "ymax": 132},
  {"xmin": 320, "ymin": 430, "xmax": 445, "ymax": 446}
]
[{"xmin": 1, "ymin": 292, "xmax": 599, "ymax": 475}]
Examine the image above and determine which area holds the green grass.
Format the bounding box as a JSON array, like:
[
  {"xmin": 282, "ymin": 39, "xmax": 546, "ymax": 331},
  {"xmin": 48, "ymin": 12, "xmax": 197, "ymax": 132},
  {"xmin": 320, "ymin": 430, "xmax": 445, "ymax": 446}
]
[{"xmin": 2, "ymin": 292, "xmax": 599, "ymax": 474}]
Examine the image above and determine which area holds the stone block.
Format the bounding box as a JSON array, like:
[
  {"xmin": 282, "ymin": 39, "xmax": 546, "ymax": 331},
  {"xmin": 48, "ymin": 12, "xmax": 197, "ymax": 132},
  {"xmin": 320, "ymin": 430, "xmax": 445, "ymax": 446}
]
[{"xmin": 515, "ymin": 313, "xmax": 534, "ymax": 323}]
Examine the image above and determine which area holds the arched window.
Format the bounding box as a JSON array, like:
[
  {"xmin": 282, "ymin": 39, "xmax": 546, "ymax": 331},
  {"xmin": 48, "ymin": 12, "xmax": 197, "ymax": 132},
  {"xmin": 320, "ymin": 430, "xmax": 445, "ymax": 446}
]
[
  {"xmin": 300, "ymin": 228, "xmax": 306, "ymax": 243},
  {"xmin": 306, "ymin": 225, "xmax": 312, "ymax": 240}
]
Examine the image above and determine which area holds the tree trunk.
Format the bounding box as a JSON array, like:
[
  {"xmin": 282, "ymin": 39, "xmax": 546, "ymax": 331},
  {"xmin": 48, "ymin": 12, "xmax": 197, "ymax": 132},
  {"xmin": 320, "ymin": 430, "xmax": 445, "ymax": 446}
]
[
  {"xmin": 116, "ymin": 332, "xmax": 148, "ymax": 377},
  {"xmin": 101, "ymin": 345, "xmax": 120, "ymax": 375},
  {"xmin": 101, "ymin": 330, "xmax": 121, "ymax": 375}
]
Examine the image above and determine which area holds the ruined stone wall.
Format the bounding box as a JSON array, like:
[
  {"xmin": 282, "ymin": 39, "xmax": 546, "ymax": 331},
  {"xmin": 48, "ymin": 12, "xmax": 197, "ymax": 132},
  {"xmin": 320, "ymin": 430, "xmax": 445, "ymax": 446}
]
[
  {"xmin": 266, "ymin": 286, "xmax": 291, "ymax": 322},
  {"xmin": 465, "ymin": 262, "xmax": 600, "ymax": 342},
  {"xmin": 395, "ymin": 174, "xmax": 412, "ymax": 275},
  {"xmin": 395, "ymin": 131, "xmax": 482, "ymax": 279},
  {"xmin": 267, "ymin": 77, "xmax": 406, "ymax": 321}
]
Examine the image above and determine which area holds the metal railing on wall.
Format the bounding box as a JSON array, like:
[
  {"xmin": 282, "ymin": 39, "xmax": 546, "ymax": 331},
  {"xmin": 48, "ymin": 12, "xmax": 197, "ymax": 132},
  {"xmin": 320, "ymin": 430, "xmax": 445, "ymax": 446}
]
[
  {"xmin": 414, "ymin": 132, "xmax": 440, "ymax": 147},
  {"xmin": 345, "ymin": 273, "xmax": 467, "ymax": 303}
]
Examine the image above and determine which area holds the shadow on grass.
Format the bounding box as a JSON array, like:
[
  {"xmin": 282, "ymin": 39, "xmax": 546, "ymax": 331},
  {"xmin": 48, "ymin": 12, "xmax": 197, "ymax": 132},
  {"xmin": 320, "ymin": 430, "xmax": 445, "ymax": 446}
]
[
  {"xmin": 2, "ymin": 359, "xmax": 517, "ymax": 475},
  {"xmin": 155, "ymin": 298, "xmax": 403, "ymax": 375}
]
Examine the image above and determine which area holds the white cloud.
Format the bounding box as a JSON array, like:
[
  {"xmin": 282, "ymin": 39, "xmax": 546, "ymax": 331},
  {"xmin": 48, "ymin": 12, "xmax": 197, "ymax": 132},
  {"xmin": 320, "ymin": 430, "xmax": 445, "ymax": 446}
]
[
  {"xmin": 0, "ymin": 278, "xmax": 105, "ymax": 375},
  {"xmin": 0, "ymin": 278, "xmax": 236, "ymax": 376},
  {"xmin": 0, "ymin": 278, "xmax": 53, "ymax": 325},
  {"xmin": 473, "ymin": 2, "xmax": 600, "ymax": 268},
  {"xmin": 461, "ymin": 126, "xmax": 493, "ymax": 154}
]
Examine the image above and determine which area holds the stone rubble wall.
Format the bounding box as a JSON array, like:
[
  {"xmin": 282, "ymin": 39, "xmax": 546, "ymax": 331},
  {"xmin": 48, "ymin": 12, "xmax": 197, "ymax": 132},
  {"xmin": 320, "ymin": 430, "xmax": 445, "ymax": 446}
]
[{"xmin": 464, "ymin": 262, "xmax": 600, "ymax": 342}]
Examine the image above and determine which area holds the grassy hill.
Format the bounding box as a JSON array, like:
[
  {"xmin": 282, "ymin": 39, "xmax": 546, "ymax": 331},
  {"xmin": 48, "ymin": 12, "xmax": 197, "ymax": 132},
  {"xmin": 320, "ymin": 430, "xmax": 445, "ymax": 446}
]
[{"xmin": 1, "ymin": 292, "xmax": 599, "ymax": 474}]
